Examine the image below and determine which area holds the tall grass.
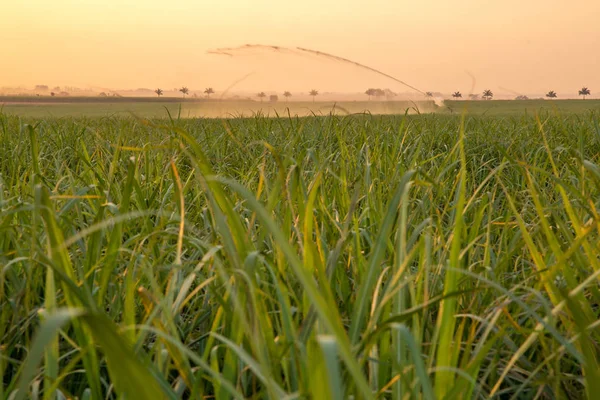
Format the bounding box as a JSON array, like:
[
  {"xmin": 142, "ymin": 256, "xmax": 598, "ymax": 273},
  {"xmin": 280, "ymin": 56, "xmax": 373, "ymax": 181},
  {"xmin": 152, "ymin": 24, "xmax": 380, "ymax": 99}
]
[{"xmin": 1, "ymin": 110, "xmax": 600, "ymax": 399}]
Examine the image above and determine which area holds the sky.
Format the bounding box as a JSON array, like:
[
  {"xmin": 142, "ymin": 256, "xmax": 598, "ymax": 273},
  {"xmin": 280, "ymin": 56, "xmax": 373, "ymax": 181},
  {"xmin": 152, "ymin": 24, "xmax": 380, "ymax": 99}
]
[{"xmin": 1, "ymin": 0, "xmax": 599, "ymax": 97}]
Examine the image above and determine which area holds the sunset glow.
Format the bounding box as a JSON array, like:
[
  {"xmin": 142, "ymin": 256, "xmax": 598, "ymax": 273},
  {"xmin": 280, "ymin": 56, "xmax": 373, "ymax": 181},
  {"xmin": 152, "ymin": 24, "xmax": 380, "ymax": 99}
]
[{"xmin": 2, "ymin": 0, "xmax": 599, "ymax": 96}]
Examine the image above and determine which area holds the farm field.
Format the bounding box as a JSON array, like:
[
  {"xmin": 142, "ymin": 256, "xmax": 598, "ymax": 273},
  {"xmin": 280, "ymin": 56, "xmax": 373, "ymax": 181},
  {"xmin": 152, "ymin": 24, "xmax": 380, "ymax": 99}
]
[
  {"xmin": 2, "ymin": 97, "xmax": 600, "ymax": 118},
  {"xmin": 1, "ymin": 109, "xmax": 600, "ymax": 399},
  {"xmin": 444, "ymin": 99, "xmax": 600, "ymax": 116},
  {"xmin": 1, "ymin": 98, "xmax": 427, "ymax": 119}
]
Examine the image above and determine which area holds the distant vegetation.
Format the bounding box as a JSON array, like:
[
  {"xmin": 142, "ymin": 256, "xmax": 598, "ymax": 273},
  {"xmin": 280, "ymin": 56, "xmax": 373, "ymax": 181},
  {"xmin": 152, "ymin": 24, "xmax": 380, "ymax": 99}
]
[
  {"xmin": 1, "ymin": 84, "xmax": 594, "ymax": 101},
  {"xmin": 482, "ymin": 89, "xmax": 494, "ymax": 100},
  {"xmin": 365, "ymin": 88, "xmax": 385, "ymax": 100},
  {"xmin": 579, "ymin": 87, "xmax": 591, "ymax": 99}
]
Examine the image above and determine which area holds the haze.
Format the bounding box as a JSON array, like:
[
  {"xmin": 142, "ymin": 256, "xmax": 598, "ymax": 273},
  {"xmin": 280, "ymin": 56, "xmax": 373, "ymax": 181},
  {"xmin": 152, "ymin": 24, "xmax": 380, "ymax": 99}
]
[{"xmin": 1, "ymin": 0, "xmax": 599, "ymax": 97}]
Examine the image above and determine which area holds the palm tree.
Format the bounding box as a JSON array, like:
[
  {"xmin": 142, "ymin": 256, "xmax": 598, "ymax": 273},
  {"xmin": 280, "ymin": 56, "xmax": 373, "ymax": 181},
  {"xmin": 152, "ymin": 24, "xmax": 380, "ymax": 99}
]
[
  {"xmin": 482, "ymin": 89, "xmax": 493, "ymax": 100},
  {"xmin": 425, "ymin": 92, "xmax": 433, "ymax": 98},
  {"xmin": 283, "ymin": 91, "xmax": 292, "ymax": 102},
  {"xmin": 365, "ymin": 88, "xmax": 376, "ymax": 100},
  {"xmin": 309, "ymin": 89, "xmax": 319, "ymax": 102},
  {"xmin": 579, "ymin": 87, "xmax": 591, "ymax": 99},
  {"xmin": 204, "ymin": 87, "xmax": 215, "ymax": 99},
  {"xmin": 452, "ymin": 91, "xmax": 462, "ymax": 98},
  {"xmin": 155, "ymin": 88, "xmax": 163, "ymax": 97},
  {"xmin": 179, "ymin": 86, "xmax": 189, "ymax": 98},
  {"xmin": 546, "ymin": 91, "xmax": 557, "ymax": 99},
  {"xmin": 257, "ymin": 92, "xmax": 266, "ymax": 102}
]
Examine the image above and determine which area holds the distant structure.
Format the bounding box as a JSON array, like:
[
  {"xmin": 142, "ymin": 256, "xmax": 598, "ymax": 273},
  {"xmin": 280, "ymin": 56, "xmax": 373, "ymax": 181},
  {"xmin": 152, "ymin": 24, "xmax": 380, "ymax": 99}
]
[{"xmin": 269, "ymin": 95, "xmax": 278, "ymax": 102}]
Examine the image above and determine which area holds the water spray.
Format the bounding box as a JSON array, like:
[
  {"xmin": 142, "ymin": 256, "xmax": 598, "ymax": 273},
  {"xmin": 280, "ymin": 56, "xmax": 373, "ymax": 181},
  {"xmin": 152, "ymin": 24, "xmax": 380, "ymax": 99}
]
[{"xmin": 208, "ymin": 44, "xmax": 445, "ymax": 108}]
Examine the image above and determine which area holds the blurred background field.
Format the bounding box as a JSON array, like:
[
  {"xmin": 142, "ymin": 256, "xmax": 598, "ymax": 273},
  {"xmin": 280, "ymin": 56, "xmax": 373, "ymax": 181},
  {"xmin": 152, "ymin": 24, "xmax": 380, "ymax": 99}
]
[{"xmin": 2, "ymin": 97, "xmax": 600, "ymax": 118}]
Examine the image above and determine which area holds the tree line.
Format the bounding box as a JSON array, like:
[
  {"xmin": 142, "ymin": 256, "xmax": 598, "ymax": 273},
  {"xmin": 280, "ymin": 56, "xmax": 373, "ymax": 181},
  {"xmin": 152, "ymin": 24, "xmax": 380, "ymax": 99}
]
[
  {"xmin": 28, "ymin": 85, "xmax": 593, "ymax": 100},
  {"xmin": 153, "ymin": 87, "xmax": 321, "ymax": 102},
  {"xmin": 424, "ymin": 87, "xmax": 591, "ymax": 100}
]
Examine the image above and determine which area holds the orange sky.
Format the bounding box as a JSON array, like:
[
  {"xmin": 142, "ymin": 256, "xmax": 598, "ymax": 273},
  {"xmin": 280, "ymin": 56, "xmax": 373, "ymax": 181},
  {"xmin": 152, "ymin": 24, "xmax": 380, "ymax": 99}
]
[{"xmin": 1, "ymin": 0, "xmax": 599, "ymax": 97}]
